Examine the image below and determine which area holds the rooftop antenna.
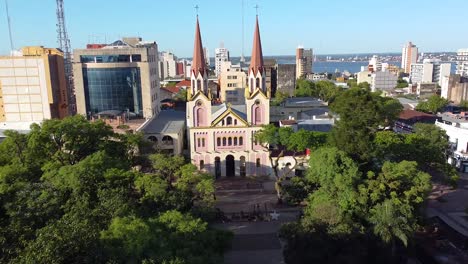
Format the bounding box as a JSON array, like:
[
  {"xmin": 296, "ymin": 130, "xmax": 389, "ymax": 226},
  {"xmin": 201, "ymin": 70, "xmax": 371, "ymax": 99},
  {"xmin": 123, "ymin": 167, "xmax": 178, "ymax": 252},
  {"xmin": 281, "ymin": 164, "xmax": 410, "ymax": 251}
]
[
  {"xmin": 240, "ymin": 0, "xmax": 245, "ymax": 63},
  {"xmin": 5, "ymin": 0, "xmax": 14, "ymax": 52}
]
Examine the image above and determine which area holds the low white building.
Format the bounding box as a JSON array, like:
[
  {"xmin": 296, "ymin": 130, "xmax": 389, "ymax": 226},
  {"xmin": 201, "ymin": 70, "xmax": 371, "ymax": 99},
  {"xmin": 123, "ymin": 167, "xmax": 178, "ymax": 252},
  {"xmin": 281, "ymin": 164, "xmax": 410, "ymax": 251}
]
[
  {"xmin": 436, "ymin": 118, "xmax": 468, "ymax": 172},
  {"xmin": 410, "ymin": 59, "xmax": 451, "ymax": 86}
]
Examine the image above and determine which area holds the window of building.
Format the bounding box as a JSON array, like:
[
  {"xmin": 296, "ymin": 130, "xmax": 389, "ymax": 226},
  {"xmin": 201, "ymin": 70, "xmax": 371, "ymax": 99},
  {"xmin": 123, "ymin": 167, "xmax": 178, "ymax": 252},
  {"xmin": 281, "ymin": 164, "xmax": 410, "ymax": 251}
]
[
  {"xmin": 239, "ymin": 137, "xmax": 243, "ymax": 146},
  {"xmin": 228, "ymin": 137, "xmax": 232, "ymax": 146},
  {"xmin": 227, "ymin": 116, "xmax": 232, "ymax": 125},
  {"xmin": 217, "ymin": 137, "xmax": 221, "ymax": 146},
  {"xmin": 256, "ymin": 158, "xmax": 261, "ymax": 167},
  {"xmin": 234, "ymin": 119, "xmax": 238, "ymax": 125},
  {"xmin": 234, "ymin": 137, "xmax": 238, "ymax": 145},
  {"xmin": 200, "ymin": 160, "xmax": 204, "ymax": 170},
  {"xmin": 223, "ymin": 137, "xmax": 226, "ymax": 146},
  {"xmin": 197, "ymin": 138, "xmax": 201, "ymax": 147},
  {"xmin": 201, "ymin": 138, "xmax": 205, "ymax": 147}
]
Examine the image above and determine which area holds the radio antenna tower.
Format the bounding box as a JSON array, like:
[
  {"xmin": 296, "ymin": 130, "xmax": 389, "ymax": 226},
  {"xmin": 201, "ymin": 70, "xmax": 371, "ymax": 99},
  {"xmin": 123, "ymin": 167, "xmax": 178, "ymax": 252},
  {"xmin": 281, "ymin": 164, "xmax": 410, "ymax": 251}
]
[
  {"xmin": 4, "ymin": 0, "xmax": 14, "ymax": 52},
  {"xmin": 56, "ymin": 0, "xmax": 75, "ymax": 114},
  {"xmin": 240, "ymin": 0, "xmax": 245, "ymax": 63}
]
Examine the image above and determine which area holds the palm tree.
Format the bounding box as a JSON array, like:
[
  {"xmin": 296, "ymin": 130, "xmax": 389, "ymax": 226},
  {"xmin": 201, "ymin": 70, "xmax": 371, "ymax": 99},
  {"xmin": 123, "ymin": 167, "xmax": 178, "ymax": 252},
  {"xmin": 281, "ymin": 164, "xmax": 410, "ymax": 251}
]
[{"xmin": 369, "ymin": 200, "xmax": 414, "ymax": 257}]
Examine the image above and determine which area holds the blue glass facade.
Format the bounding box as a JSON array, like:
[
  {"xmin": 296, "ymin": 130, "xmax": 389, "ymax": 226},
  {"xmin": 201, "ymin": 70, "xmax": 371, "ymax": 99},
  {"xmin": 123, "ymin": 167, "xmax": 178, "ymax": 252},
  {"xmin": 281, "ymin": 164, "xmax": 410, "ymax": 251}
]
[{"xmin": 83, "ymin": 68, "xmax": 143, "ymax": 116}]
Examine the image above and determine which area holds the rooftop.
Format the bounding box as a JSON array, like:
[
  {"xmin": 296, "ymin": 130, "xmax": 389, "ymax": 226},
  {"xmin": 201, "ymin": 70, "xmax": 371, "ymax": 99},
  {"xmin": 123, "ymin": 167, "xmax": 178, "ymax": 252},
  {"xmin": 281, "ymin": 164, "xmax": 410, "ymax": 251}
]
[
  {"xmin": 283, "ymin": 97, "xmax": 328, "ymax": 108},
  {"xmin": 138, "ymin": 110, "xmax": 185, "ymax": 134},
  {"xmin": 399, "ymin": 109, "xmax": 435, "ymax": 120}
]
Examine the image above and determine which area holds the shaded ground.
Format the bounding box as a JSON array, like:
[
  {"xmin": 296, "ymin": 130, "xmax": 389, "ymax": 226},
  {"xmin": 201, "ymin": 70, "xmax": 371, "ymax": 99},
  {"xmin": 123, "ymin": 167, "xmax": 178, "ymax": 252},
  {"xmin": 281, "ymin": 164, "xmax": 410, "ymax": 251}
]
[{"xmin": 214, "ymin": 177, "xmax": 300, "ymax": 264}]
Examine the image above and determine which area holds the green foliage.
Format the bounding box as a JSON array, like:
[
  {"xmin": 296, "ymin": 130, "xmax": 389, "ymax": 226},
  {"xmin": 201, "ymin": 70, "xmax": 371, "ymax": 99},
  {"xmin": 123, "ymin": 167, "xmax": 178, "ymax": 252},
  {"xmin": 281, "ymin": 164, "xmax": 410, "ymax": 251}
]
[
  {"xmin": 0, "ymin": 117, "xmax": 230, "ymax": 263},
  {"xmin": 396, "ymin": 78, "xmax": 408, "ymax": 88},
  {"xmin": 329, "ymin": 88, "xmax": 403, "ymax": 161},
  {"xmin": 415, "ymin": 95, "xmax": 448, "ymax": 113},
  {"xmin": 174, "ymin": 89, "xmax": 187, "ymax": 102},
  {"xmin": 459, "ymin": 100, "xmax": 468, "ymax": 111},
  {"xmin": 272, "ymin": 91, "xmax": 289, "ymax": 106},
  {"xmin": 295, "ymin": 78, "xmax": 315, "ymax": 97}
]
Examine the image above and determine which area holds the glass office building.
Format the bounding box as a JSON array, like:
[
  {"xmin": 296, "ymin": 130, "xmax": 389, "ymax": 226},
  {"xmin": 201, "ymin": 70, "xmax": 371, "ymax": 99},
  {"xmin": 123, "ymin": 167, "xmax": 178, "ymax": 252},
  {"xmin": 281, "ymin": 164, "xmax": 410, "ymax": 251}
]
[{"xmin": 83, "ymin": 67, "xmax": 142, "ymax": 117}]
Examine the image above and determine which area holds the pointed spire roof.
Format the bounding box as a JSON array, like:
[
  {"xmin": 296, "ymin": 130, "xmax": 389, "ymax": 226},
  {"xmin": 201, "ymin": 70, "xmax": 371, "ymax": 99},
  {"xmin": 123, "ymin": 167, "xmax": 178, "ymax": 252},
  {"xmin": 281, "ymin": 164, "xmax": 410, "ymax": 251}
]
[
  {"xmin": 249, "ymin": 16, "xmax": 264, "ymax": 75},
  {"xmin": 192, "ymin": 16, "xmax": 206, "ymax": 77}
]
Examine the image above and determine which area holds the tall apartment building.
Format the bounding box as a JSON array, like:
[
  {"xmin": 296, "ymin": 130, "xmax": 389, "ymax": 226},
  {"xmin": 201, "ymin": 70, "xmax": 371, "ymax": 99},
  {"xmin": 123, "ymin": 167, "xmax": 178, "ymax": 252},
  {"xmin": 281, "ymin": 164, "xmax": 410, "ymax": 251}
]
[
  {"xmin": 456, "ymin": 49, "xmax": 468, "ymax": 77},
  {"xmin": 296, "ymin": 47, "xmax": 313, "ymax": 78},
  {"xmin": 73, "ymin": 37, "xmax": 160, "ymax": 119},
  {"xmin": 204, "ymin": 47, "xmax": 210, "ymax": 67},
  {"xmin": 368, "ymin": 55, "xmax": 382, "ymax": 72},
  {"xmin": 215, "ymin": 44, "xmax": 230, "ymax": 77},
  {"xmin": 410, "ymin": 59, "xmax": 451, "ymax": 86},
  {"xmin": 401, "ymin": 42, "xmax": 418, "ymax": 74},
  {"xmin": 219, "ymin": 67, "xmax": 246, "ymax": 104},
  {"xmin": 0, "ymin": 46, "xmax": 69, "ymax": 128}
]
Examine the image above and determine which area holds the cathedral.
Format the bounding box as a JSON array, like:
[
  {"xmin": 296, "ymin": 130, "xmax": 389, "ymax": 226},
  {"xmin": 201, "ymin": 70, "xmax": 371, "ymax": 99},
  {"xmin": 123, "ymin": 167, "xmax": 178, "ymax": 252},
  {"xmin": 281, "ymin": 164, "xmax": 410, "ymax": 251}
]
[{"xmin": 186, "ymin": 16, "xmax": 271, "ymax": 178}]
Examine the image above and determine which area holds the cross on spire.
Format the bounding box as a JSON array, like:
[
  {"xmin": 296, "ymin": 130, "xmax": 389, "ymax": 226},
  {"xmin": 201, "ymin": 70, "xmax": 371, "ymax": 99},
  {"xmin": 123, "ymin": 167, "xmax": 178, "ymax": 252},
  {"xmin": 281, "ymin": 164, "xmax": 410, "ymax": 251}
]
[
  {"xmin": 195, "ymin": 5, "xmax": 199, "ymax": 16},
  {"xmin": 254, "ymin": 4, "xmax": 259, "ymax": 16}
]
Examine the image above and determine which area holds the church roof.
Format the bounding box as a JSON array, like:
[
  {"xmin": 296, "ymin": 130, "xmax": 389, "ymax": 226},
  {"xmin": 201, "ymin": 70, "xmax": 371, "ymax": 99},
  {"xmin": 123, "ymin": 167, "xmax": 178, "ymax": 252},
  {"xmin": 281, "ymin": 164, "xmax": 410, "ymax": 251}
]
[
  {"xmin": 211, "ymin": 103, "xmax": 247, "ymax": 123},
  {"xmin": 249, "ymin": 16, "xmax": 264, "ymax": 75},
  {"xmin": 191, "ymin": 17, "xmax": 206, "ymax": 77}
]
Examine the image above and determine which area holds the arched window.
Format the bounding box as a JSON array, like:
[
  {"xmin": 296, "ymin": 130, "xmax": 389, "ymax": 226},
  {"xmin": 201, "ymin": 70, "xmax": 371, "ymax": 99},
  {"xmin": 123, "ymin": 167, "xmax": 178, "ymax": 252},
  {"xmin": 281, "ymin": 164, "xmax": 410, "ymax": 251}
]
[
  {"xmin": 197, "ymin": 138, "xmax": 201, "ymax": 147},
  {"xmin": 201, "ymin": 138, "xmax": 205, "ymax": 147},
  {"xmin": 254, "ymin": 106, "xmax": 261, "ymax": 124},
  {"xmin": 217, "ymin": 137, "xmax": 221, "ymax": 146},
  {"xmin": 228, "ymin": 137, "xmax": 232, "ymax": 146},
  {"xmin": 222, "ymin": 137, "xmax": 226, "ymax": 146},
  {"xmin": 196, "ymin": 107, "xmax": 204, "ymax": 126},
  {"xmin": 256, "ymin": 158, "xmax": 261, "ymax": 167},
  {"xmin": 162, "ymin": 136, "xmax": 173, "ymax": 145},
  {"xmin": 234, "ymin": 137, "xmax": 238, "ymax": 146},
  {"xmin": 234, "ymin": 119, "xmax": 238, "ymax": 125},
  {"xmin": 239, "ymin": 137, "xmax": 243, "ymax": 146},
  {"xmin": 200, "ymin": 160, "xmax": 204, "ymax": 170},
  {"xmin": 227, "ymin": 116, "xmax": 232, "ymax": 125},
  {"xmin": 256, "ymin": 77, "xmax": 260, "ymax": 89},
  {"xmin": 250, "ymin": 79, "xmax": 254, "ymax": 90},
  {"xmin": 221, "ymin": 120, "xmax": 225, "ymax": 126},
  {"xmin": 148, "ymin": 136, "xmax": 157, "ymax": 142},
  {"xmin": 192, "ymin": 80, "xmax": 195, "ymax": 89},
  {"xmin": 197, "ymin": 80, "xmax": 202, "ymax": 91}
]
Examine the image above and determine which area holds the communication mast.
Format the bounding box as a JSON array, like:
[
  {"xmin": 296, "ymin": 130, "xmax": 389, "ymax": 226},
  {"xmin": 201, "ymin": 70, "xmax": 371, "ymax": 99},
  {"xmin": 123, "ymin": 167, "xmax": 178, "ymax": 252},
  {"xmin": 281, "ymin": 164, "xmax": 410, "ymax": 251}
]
[
  {"xmin": 56, "ymin": 0, "xmax": 75, "ymax": 114},
  {"xmin": 5, "ymin": 0, "xmax": 14, "ymax": 52}
]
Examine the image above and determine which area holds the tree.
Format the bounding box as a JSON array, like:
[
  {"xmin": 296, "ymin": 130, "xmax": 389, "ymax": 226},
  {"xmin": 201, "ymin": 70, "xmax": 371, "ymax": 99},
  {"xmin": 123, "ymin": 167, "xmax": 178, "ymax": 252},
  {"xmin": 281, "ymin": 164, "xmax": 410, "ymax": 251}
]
[
  {"xmin": 0, "ymin": 117, "xmax": 231, "ymax": 263},
  {"xmin": 396, "ymin": 78, "xmax": 408, "ymax": 88},
  {"xmin": 295, "ymin": 78, "xmax": 315, "ymax": 97},
  {"xmin": 459, "ymin": 100, "xmax": 468, "ymax": 111},
  {"xmin": 329, "ymin": 88, "xmax": 403, "ymax": 161},
  {"xmin": 174, "ymin": 89, "xmax": 187, "ymax": 102},
  {"xmin": 255, "ymin": 125, "xmax": 327, "ymax": 202},
  {"xmin": 272, "ymin": 91, "xmax": 289, "ymax": 106},
  {"xmin": 415, "ymin": 95, "xmax": 448, "ymax": 113}
]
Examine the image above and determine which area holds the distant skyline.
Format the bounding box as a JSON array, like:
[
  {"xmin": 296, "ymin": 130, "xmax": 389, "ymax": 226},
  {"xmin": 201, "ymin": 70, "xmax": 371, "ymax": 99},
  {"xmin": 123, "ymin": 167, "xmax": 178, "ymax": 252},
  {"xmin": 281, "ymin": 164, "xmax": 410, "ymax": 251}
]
[{"xmin": 1, "ymin": 0, "xmax": 468, "ymax": 57}]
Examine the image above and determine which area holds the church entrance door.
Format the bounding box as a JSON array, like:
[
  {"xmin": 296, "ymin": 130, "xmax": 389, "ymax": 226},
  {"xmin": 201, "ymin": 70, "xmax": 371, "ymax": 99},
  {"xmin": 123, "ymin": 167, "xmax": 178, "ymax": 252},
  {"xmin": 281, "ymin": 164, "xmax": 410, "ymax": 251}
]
[{"xmin": 226, "ymin": 155, "xmax": 235, "ymax": 177}]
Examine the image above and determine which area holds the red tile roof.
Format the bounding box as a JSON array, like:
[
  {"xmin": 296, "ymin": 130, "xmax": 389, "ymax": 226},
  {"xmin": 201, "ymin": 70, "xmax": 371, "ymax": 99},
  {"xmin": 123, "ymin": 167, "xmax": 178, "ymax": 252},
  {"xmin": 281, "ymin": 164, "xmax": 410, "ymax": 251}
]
[
  {"xmin": 398, "ymin": 109, "xmax": 435, "ymax": 120},
  {"xmin": 280, "ymin": 120, "xmax": 297, "ymax": 125},
  {"xmin": 176, "ymin": 80, "xmax": 191, "ymax": 88},
  {"xmin": 161, "ymin": 86, "xmax": 180, "ymax": 94}
]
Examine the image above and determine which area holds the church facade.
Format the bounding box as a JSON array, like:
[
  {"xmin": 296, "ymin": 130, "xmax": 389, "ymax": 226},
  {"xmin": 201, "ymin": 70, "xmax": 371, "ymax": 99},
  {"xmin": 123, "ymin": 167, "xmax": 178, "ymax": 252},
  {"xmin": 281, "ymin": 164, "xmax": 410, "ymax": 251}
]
[{"xmin": 186, "ymin": 16, "xmax": 271, "ymax": 178}]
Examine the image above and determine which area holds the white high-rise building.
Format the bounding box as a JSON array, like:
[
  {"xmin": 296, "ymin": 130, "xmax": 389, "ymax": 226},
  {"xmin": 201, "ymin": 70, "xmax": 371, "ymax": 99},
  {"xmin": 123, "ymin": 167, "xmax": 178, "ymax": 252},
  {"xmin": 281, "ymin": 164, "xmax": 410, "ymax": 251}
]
[
  {"xmin": 410, "ymin": 59, "xmax": 451, "ymax": 86},
  {"xmin": 215, "ymin": 43, "xmax": 230, "ymax": 77},
  {"xmin": 160, "ymin": 52, "xmax": 178, "ymax": 79},
  {"xmin": 456, "ymin": 48, "xmax": 468, "ymax": 77},
  {"xmin": 401, "ymin": 42, "xmax": 418, "ymax": 74},
  {"xmin": 368, "ymin": 55, "xmax": 382, "ymax": 72},
  {"xmin": 204, "ymin": 47, "xmax": 210, "ymax": 67}
]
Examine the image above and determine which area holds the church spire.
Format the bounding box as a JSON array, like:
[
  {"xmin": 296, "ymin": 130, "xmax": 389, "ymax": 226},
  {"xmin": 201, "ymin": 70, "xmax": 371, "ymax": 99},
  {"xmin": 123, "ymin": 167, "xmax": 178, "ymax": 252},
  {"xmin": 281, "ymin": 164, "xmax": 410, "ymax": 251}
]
[
  {"xmin": 249, "ymin": 15, "xmax": 264, "ymax": 75},
  {"xmin": 192, "ymin": 16, "xmax": 206, "ymax": 77}
]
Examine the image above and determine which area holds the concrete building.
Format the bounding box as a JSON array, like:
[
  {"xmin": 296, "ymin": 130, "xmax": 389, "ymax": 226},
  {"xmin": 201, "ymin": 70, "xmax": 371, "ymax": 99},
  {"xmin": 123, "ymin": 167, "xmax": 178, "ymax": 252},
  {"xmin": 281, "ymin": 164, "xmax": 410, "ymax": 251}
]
[
  {"xmin": 410, "ymin": 59, "xmax": 451, "ymax": 86},
  {"xmin": 138, "ymin": 110, "xmax": 185, "ymax": 155},
  {"xmin": 160, "ymin": 51, "xmax": 178, "ymax": 79},
  {"xmin": 215, "ymin": 44, "xmax": 229, "ymax": 77},
  {"xmin": 277, "ymin": 64, "xmax": 296, "ymax": 96},
  {"xmin": 264, "ymin": 59, "xmax": 277, "ymax": 96},
  {"xmin": 401, "ymin": 42, "xmax": 418, "ymax": 74},
  {"xmin": 436, "ymin": 118, "xmax": 468, "ymax": 172},
  {"xmin": 186, "ymin": 16, "xmax": 271, "ymax": 178},
  {"xmin": 357, "ymin": 70, "xmax": 372, "ymax": 85},
  {"xmin": 219, "ymin": 67, "xmax": 246, "ymax": 104},
  {"xmin": 441, "ymin": 74, "xmax": 468, "ymax": 104},
  {"xmin": 73, "ymin": 37, "xmax": 160, "ymax": 119},
  {"xmin": 417, "ymin": 83, "xmax": 438, "ymax": 99},
  {"xmin": 0, "ymin": 46, "xmax": 69, "ymax": 129},
  {"xmin": 368, "ymin": 55, "xmax": 382, "ymax": 72},
  {"xmin": 370, "ymin": 71, "xmax": 398, "ymax": 92},
  {"xmin": 296, "ymin": 47, "xmax": 313, "ymax": 78},
  {"xmin": 456, "ymin": 48, "xmax": 468, "ymax": 77}
]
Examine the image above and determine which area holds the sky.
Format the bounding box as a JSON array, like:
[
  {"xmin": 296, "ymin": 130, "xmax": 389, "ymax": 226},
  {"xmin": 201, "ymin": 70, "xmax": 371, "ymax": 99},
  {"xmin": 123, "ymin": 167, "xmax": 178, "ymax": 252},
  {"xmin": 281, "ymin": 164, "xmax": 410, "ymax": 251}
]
[{"xmin": 1, "ymin": 0, "xmax": 468, "ymax": 57}]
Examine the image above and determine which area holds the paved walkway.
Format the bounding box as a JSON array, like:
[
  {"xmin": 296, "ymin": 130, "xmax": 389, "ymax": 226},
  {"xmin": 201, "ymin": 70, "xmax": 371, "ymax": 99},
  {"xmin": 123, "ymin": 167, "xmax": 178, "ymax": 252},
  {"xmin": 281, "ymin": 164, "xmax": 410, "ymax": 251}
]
[{"xmin": 426, "ymin": 173, "xmax": 468, "ymax": 237}]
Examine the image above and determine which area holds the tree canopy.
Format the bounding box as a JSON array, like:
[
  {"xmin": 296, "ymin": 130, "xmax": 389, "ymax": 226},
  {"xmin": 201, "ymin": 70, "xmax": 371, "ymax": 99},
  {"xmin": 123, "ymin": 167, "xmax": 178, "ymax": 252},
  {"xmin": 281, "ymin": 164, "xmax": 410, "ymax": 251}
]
[
  {"xmin": 415, "ymin": 95, "xmax": 448, "ymax": 113},
  {"xmin": 0, "ymin": 116, "xmax": 231, "ymax": 264}
]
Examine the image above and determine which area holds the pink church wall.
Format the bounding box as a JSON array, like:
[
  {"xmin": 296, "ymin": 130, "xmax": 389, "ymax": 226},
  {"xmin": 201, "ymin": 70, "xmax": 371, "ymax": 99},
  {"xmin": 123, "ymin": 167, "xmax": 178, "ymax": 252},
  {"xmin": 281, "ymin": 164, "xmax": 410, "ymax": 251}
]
[
  {"xmin": 252, "ymin": 104, "xmax": 264, "ymax": 125},
  {"xmin": 195, "ymin": 132, "xmax": 208, "ymax": 152},
  {"xmin": 194, "ymin": 105, "xmax": 208, "ymax": 127},
  {"xmin": 214, "ymin": 131, "xmax": 246, "ymax": 151}
]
